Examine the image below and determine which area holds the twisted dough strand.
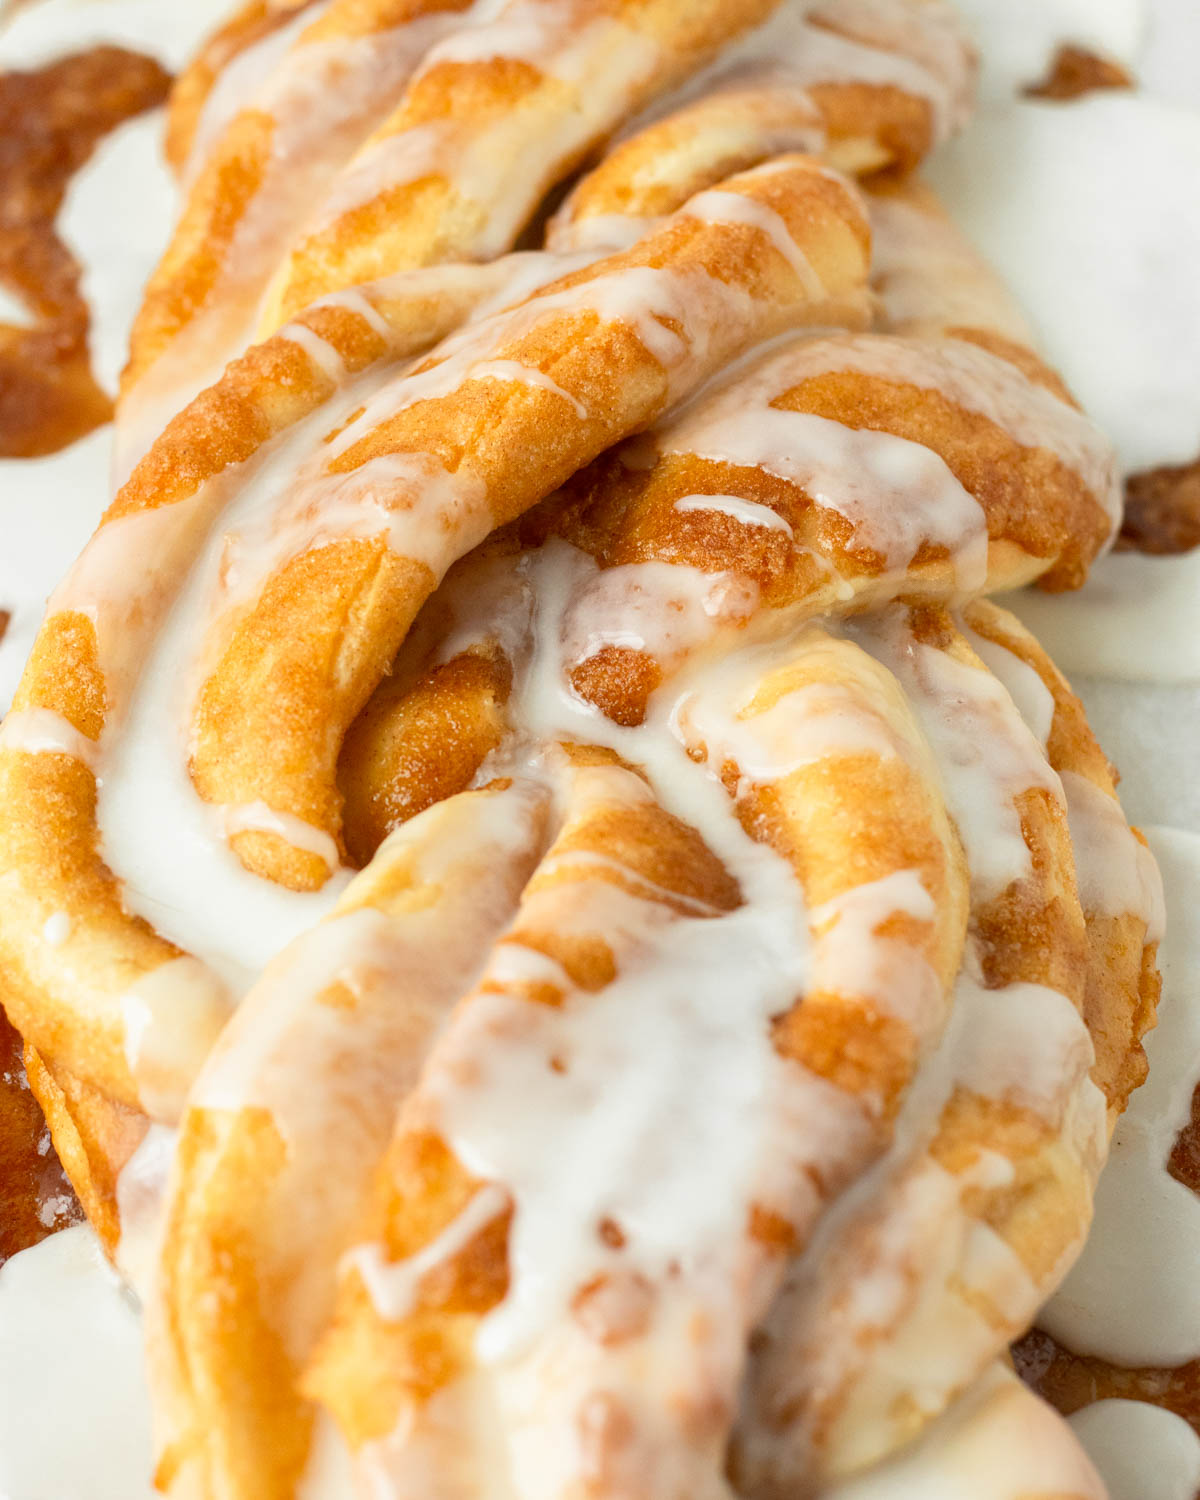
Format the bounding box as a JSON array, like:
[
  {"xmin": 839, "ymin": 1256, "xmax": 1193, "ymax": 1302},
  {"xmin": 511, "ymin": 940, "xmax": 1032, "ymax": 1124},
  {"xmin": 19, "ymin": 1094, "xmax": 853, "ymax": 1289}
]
[
  {"xmin": 735, "ymin": 602, "xmax": 1161, "ymax": 1493},
  {"xmin": 0, "ymin": 155, "xmax": 869, "ymax": 1120},
  {"xmin": 337, "ymin": 180, "xmax": 1117, "ymax": 850}
]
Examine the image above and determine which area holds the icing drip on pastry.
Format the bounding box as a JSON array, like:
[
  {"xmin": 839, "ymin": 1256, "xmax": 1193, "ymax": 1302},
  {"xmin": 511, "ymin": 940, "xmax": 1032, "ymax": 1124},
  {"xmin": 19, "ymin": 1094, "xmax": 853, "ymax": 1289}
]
[
  {"xmin": 115, "ymin": 0, "xmax": 516, "ymax": 475},
  {"xmin": 686, "ymin": 0, "xmax": 973, "ymax": 144},
  {"xmin": 659, "ymin": 344, "xmax": 991, "ymax": 591},
  {"xmin": 848, "ymin": 612, "xmax": 1061, "ymax": 898},
  {"xmin": 324, "ymin": 547, "xmax": 955, "ymax": 1496}
]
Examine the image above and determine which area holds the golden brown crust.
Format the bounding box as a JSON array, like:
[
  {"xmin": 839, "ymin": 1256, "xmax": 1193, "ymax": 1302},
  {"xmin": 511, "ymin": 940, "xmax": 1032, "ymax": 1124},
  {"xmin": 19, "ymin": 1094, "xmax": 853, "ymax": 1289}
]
[
  {"xmin": 265, "ymin": 0, "xmax": 783, "ymax": 322},
  {"xmin": 338, "ymin": 186, "xmax": 1114, "ymax": 864},
  {"xmin": 0, "ymin": 8, "xmax": 1164, "ymax": 1493},
  {"xmin": 126, "ymin": 0, "xmax": 476, "ymax": 394},
  {"xmin": 308, "ymin": 722, "xmax": 967, "ymax": 1454},
  {"xmin": 165, "ymin": 0, "xmax": 322, "ymax": 174},
  {"xmin": 733, "ymin": 601, "xmax": 1159, "ymax": 1490},
  {"xmin": 23, "ymin": 1045, "xmax": 146, "ymax": 1254},
  {"xmin": 338, "ymin": 646, "xmax": 512, "ymax": 867},
  {"xmin": 964, "ymin": 600, "xmax": 1161, "ymax": 1117},
  {"xmin": 154, "ymin": 783, "xmax": 552, "ymax": 1499},
  {"xmin": 186, "ymin": 157, "xmax": 870, "ymax": 889}
]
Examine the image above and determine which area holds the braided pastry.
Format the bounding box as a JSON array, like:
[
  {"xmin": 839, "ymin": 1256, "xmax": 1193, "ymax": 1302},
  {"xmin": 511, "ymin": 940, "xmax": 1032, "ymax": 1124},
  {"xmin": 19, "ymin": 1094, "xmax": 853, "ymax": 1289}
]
[{"xmin": 0, "ymin": 4, "xmax": 1163, "ymax": 1498}]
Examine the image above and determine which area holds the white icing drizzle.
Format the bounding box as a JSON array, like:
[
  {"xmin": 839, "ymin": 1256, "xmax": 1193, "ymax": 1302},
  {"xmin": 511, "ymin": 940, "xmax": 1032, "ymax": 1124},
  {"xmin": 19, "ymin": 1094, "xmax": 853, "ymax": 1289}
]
[
  {"xmin": 466, "ymin": 359, "xmax": 588, "ymax": 417},
  {"xmin": 241, "ymin": 255, "xmax": 765, "ymax": 617},
  {"xmin": 115, "ymin": 1, "xmax": 496, "ymax": 478},
  {"xmin": 658, "ymin": 337, "xmax": 992, "ymax": 590},
  {"xmin": 763, "ymin": 331, "xmax": 1120, "ymax": 525},
  {"xmin": 281, "ymin": 321, "xmax": 348, "ymax": 383},
  {"xmin": 338, "ymin": 537, "xmax": 956, "ymax": 1499},
  {"xmin": 739, "ymin": 929, "xmax": 1107, "ymax": 1486},
  {"xmin": 424, "ymin": 551, "xmax": 536, "ymax": 668},
  {"xmin": 0, "ymin": 706, "xmax": 100, "ymax": 768},
  {"xmin": 298, "ymin": 1413, "xmax": 359, "ymax": 1500},
  {"xmin": 119, "ymin": 957, "xmax": 234, "ymax": 1123},
  {"xmin": 849, "ymin": 610, "xmax": 1063, "ymax": 900},
  {"xmin": 316, "ymin": 286, "xmax": 395, "ymax": 341},
  {"xmin": 958, "ymin": 619, "xmax": 1056, "ymax": 749},
  {"xmin": 182, "ymin": 2, "xmax": 334, "ymax": 180},
  {"xmin": 533, "ymin": 847, "xmax": 725, "ymax": 919},
  {"xmin": 1060, "ymin": 769, "xmax": 1165, "ymax": 936},
  {"xmin": 418, "ymin": 1, "xmax": 652, "ymax": 87},
  {"xmin": 787, "ymin": 0, "xmax": 971, "ymax": 140},
  {"xmin": 806, "ymin": 868, "xmax": 942, "ymax": 1035},
  {"xmin": 0, "ymin": 280, "xmax": 34, "ymax": 328},
  {"xmin": 683, "ymin": 189, "xmax": 826, "ymax": 297},
  {"xmin": 41, "ymin": 910, "xmax": 71, "ymax": 947},
  {"xmin": 59, "ymin": 242, "xmax": 768, "ymax": 999},
  {"xmin": 86, "ymin": 374, "xmax": 388, "ymax": 985},
  {"xmin": 347, "ymin": 1184, "xmax": 511, "ymax": 1322},
  {"xmin": 114, "ymin": 1123, "xmax": 178, "ymax": 1305},
  {"xmin": 191, "ymin": 781, "xmax": 546, "ymax": 1126},
  {"xmin": 673, "ymin": 492, "xmax": 795, "ymax": 534},
  {"xmin": 563, "ymin": 560, "xmax": 759, "ymax": 672},
  {"xmin": 670, "ymin": 637, "xmax": 911, "ymax": 790},
  {"xmin": 1042, "ymin": 827, "xmax": 1200, "ymax": 1367},
  {"xmin": 223, "ymin": 801, "xmax": 343, "ymax": 877},
  {"xmin": 306, "ymin": 3, "xmax": 663, "ymax": 260},
  {"xmin": 0, "ymin": 5, "xmax": 1185, "ymax": 1497},
  {"xmin": 663, "ymin": 0, "xmax": 973, "ymax": 148}
]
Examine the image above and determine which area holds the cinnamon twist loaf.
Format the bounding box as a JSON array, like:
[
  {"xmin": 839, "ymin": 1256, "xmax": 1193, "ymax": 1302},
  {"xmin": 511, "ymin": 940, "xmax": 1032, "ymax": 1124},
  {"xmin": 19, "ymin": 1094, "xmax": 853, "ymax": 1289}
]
[{"xmin": 0, "ymin": 4, "xmax": 1160, "ymax": 1498}]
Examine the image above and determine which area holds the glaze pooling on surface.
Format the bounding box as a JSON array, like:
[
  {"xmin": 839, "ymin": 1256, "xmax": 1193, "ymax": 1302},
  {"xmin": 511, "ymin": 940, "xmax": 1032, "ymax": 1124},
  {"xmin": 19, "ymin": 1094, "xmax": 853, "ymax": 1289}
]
[
  {"xmin": 0, "ymin": 1226, "xmax": 157, "ymax": 1500},
  {"xmin": 1043, "ymin": 827, "xmax": 1200, "ymax": 1367},
  {"xmin": 1069, "ymin": 1399, "xmax": 1200, "ymax": 1500},
  {"xmin": 928, "ymin": 91, "xmax": 1200, "ymax": 475}
]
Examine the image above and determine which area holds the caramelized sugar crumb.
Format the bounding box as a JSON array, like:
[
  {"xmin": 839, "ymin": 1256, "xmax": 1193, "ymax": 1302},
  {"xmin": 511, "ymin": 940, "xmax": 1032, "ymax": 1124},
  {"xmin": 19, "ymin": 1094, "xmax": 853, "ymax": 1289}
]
[
  {"xmin": 1167, "ymin": 1080, "xmax": 1200, "ymax": 1193},
  {"xmin": 1014, "ymin": 1324, "xmax": 1200, "ymax": 1437},
  {"xmin": 598, "ymin": 1216, "xmax": 626, "ymax": 1250},
  {"xmin": 1119, "ymin": 458, "xmax": 1200, "ymax": 555},
  {"xmin": 0, "ymin": 45, "xmax": 170, "ymax": 456},
  {"xmin": 1024, "ymin": 45, "xmax": 1134, "ymax": 102},
  {"xmin": 0, "ymin": 1013, "xmax": 81, "ymax": 1265}
]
